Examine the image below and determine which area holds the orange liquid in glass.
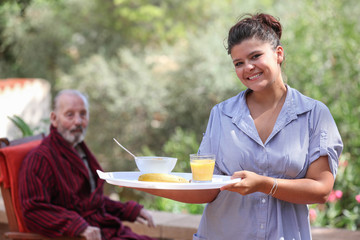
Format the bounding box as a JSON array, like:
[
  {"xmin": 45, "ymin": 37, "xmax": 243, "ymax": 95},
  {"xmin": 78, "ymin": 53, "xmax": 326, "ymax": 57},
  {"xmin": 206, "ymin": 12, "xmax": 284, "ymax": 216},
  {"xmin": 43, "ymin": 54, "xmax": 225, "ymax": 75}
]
[{"xmin": 190, "ymin": 160, "xmax": 215, "ymax": 182}]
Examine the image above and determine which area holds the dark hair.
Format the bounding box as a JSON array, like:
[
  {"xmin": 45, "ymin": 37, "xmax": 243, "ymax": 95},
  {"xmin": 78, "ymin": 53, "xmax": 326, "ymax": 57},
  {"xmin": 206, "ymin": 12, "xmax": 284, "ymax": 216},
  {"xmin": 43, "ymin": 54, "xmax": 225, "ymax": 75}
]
[{"xmin": 226, "ymin": 13, "xmax": 282, "ymax": 55}]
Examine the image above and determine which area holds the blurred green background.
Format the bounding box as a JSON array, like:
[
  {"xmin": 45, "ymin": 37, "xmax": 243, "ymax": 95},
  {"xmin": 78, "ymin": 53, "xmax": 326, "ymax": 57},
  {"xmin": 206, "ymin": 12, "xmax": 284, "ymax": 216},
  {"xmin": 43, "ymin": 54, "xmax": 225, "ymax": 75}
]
[{"xmin": 1, "ymin": 0, "xmax": 359, "ymax": 230}]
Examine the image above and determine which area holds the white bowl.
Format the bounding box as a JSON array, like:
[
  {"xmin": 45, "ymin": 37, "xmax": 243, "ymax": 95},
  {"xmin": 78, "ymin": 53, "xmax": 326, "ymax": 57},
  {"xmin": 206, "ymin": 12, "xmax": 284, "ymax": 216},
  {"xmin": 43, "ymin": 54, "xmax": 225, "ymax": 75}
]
[{"xmin": 135, "ymin": 156, "xmax": 177, "ymax": 173}]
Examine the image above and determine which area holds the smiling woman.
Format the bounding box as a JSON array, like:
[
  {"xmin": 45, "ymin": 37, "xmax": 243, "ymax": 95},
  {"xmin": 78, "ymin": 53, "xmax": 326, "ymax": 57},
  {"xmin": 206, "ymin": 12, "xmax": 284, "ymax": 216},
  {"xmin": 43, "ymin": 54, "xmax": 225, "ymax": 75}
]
[
  {"xmin": 189, "ymin": 13, "xmax": 343, "ymax": 240},
  {"xmin": 123, "ymin": 13, "xmax": 343, "ymax": 240}
]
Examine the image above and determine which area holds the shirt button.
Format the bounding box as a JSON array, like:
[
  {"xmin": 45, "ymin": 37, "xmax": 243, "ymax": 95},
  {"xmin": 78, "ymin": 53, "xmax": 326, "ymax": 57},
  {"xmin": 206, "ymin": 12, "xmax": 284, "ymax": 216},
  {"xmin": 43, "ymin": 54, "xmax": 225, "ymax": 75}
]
[
  {"xmin": 260, "ymin": 224, "xmax": 264, "ymax": 229},
  {"xmin": 262, "ymin": 198, "xmax": 266, "ymax": 203}
]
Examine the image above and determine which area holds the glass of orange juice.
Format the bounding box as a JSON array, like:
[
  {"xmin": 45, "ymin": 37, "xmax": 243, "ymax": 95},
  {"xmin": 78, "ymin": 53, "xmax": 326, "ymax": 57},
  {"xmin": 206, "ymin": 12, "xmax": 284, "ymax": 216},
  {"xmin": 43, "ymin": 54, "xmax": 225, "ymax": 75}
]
[{"xmin": 190, "ymin": 154, "xmax": 215, "ymax": 183}]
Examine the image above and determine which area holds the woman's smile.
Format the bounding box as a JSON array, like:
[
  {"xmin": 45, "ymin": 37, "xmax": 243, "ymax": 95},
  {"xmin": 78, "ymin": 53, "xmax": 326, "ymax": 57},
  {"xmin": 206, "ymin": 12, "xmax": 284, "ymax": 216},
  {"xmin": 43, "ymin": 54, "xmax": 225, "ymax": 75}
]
[{"xmin": 247, "ymin": 72, "xmax": 262, "ymax": 80}]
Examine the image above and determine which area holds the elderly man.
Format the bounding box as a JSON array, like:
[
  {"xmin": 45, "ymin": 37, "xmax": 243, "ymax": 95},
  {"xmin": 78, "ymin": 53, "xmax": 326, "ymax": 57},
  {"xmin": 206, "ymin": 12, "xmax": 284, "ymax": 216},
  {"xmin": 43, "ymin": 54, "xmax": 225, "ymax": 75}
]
[{"xmin": 19, "ymin": 89, "xmax": 156, "ymax": 240}]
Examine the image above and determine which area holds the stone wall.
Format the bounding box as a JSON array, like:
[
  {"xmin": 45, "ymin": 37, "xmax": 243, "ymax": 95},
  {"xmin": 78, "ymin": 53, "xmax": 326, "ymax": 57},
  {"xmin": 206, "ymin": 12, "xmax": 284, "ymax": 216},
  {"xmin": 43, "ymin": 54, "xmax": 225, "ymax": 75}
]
[{"xmin": 0, "ymin": 78, "xmax": 51, "ymax": 140}]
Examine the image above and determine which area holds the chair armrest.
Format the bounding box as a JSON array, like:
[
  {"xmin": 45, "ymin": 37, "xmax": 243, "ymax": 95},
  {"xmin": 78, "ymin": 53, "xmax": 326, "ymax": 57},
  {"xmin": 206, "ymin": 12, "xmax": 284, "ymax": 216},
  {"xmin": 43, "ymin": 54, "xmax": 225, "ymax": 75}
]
[
  {"xmin": 4, "ymin": 232, "xmax": 48, "ymax": 239},
  {"xmin": 4, "ymin": 231, "xmax": 85, "ymax": 239}
]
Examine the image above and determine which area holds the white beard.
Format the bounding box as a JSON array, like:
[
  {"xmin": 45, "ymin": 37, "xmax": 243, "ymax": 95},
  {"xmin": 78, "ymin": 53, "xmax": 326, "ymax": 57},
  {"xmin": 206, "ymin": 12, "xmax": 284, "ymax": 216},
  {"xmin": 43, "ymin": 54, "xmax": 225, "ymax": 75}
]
[{"xmin": 58, "ymin": 126, "xmax": 87, "ymax": 146}]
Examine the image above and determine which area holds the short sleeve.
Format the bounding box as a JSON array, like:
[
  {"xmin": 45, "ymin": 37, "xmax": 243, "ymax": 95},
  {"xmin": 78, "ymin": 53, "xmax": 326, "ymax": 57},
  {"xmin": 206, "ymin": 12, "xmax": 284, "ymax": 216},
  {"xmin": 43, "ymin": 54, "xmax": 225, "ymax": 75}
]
[{"xmin": 308, "ymin": 102, "xmax": 343, "ymax": 179}]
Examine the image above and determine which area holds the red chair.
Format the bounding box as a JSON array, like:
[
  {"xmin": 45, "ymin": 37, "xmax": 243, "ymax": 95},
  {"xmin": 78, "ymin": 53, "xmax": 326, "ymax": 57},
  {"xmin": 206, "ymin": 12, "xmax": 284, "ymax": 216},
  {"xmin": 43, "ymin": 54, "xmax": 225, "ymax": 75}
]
[{"xmin": 0, "ymin": 135, "xmax": 84, "ymax": 240}]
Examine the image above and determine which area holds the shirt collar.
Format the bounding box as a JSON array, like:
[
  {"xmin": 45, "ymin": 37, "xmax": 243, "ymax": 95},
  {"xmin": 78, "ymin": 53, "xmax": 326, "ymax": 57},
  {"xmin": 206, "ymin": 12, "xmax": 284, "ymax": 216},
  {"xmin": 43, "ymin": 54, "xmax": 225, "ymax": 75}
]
[{"xmin": 219, "ymin": 85, "xmax": 315, "ymax": 121}]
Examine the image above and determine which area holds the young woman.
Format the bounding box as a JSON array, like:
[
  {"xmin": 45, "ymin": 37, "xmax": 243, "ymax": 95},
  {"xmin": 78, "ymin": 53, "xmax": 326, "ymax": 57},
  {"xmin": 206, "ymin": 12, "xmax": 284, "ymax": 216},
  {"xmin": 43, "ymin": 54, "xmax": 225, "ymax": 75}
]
[
  {"xmin": 192, "ymin": 13, "xmax": 343, "ymax": 240},
  {"xmin": 131, "ymin": 13, "xmax": 342, "ymax": 240}
]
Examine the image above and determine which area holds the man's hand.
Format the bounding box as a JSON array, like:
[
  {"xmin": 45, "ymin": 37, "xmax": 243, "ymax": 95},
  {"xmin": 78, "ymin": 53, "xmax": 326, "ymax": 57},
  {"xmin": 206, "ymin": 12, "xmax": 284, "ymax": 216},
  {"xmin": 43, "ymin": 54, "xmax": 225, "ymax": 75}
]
[
  {"xmin": 135, "ymin": 209, "xmax": 155, "ymax": 228},
  {"xmin": 80, "ymin": 226, "xmax": 101, "ymax": 240}
]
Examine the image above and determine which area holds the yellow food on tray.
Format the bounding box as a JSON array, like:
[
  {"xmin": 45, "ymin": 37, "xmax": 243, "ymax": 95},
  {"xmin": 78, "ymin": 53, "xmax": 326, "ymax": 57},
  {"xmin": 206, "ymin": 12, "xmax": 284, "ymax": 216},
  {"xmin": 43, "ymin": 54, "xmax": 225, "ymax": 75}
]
[{"xmin": 138, "ymin": 173, "xmax": 189, "ymax": 183}]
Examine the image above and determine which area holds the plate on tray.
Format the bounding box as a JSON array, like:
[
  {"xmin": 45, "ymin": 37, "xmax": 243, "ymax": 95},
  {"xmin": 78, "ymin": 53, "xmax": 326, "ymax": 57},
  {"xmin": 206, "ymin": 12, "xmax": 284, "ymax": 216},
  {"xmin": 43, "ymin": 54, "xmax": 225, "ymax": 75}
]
[{"xmin": 97, "ymin": 170, "xmax": 240, "ymax": 190}]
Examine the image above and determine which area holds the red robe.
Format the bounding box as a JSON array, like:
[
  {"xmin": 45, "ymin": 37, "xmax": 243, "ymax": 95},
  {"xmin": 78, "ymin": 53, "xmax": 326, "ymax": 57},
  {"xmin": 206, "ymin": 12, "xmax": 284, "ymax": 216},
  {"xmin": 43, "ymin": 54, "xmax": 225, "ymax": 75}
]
[{"xmin": 19, "ymin": 125, "xmax": 155, "ymax": 240}]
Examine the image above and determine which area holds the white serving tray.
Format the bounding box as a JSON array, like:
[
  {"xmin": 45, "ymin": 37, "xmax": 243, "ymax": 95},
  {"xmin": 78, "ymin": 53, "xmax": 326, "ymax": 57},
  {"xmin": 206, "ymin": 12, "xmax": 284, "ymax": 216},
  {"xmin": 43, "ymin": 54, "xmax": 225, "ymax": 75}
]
[{"xmin": 97, "ymin": 170, "xmax": 240, "ymax": 190}]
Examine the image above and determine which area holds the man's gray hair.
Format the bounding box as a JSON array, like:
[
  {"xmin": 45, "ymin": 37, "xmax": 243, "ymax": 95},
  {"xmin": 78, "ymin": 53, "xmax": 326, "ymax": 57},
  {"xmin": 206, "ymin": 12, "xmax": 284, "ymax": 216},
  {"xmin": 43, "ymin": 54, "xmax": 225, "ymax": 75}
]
[{"xmin": 53, "ymin": 89, "xmax": 89, "ymax": 111}]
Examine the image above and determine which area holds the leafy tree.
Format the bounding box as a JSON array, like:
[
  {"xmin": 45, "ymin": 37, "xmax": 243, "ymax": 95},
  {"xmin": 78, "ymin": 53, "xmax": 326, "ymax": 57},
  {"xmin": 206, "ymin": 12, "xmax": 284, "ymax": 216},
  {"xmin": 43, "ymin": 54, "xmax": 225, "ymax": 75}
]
[{"xmin": 0, "ymin": 0, "xmax": 213, "ymax": 85}]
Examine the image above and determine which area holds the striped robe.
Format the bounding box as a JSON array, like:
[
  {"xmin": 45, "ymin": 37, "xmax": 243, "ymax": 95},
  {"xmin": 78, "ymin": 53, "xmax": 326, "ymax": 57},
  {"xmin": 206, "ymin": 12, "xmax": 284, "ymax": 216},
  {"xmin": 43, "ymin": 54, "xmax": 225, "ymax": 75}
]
[{"xmin": 19, "ymin": 125, "xmax": 155, "ymax": 240}]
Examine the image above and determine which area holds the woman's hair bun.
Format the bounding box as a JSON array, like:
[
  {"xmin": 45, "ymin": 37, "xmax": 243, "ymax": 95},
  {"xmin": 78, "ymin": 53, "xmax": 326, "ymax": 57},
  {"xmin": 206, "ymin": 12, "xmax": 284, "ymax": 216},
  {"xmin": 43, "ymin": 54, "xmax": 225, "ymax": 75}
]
[{"xmin": 254, "ymin": 13, "xmax": 282, "ymax": 40}]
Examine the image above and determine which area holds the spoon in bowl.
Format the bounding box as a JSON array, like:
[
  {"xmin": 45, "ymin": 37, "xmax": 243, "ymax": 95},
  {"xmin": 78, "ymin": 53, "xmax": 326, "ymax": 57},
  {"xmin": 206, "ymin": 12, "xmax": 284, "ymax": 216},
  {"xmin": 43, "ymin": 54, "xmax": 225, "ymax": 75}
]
[{"xmin": 113, "ymin": 138, "xmax": 137, "ymax": 159}]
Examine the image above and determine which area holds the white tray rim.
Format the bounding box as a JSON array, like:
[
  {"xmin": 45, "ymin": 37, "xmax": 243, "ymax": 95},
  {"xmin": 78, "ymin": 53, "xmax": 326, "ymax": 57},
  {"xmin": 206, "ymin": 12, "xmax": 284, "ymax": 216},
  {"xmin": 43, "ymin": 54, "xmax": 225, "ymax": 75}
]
[{"xmin": 97, "ymin": 170, "xmax": 240, "ymax": 190}]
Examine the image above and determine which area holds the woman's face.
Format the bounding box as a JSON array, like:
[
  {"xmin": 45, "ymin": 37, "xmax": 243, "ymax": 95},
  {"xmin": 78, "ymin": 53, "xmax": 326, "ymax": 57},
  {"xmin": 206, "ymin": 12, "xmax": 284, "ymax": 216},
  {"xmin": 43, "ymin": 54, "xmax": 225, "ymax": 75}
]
[{"xmin": 230, "ymin": 38, "xmax": 284, "ymax": 92}]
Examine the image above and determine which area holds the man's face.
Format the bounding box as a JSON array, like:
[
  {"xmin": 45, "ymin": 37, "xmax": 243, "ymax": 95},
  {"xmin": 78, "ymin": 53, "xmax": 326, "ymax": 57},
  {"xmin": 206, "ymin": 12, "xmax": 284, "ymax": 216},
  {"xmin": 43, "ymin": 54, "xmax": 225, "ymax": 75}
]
[{"xmin": 50, "ymin": 94, "xmax": 89, "ymax": 146}]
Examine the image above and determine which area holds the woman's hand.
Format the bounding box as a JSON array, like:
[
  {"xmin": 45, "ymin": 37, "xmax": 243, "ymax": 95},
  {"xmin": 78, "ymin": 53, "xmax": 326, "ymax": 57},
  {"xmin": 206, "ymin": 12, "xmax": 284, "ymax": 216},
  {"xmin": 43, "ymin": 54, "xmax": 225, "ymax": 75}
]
[
  {"xmin": 220, "ymin": 170, "xmax": 270, "ymax": 195},
  {"xmin": 220, "ymin": 156, "xmax": 334, "ymax": 204}
]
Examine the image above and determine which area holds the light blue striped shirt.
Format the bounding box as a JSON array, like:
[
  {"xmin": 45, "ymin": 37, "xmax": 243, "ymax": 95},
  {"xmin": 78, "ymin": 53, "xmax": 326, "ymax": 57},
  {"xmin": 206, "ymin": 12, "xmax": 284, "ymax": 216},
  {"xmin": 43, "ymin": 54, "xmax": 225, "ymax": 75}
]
[{"xmin": 194, "ymin": 86, "xmax": 343, "ymax": 240}]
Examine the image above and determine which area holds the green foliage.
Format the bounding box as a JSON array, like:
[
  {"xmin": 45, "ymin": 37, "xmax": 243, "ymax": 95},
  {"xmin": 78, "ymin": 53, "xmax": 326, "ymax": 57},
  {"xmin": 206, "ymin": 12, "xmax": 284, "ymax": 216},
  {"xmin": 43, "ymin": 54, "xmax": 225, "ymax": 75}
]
[
  {"xmin": 7, "ymin": 115, "xmax": 33, "ymax": 137},
  {"xmin": 7, "ymin": 115, "xmax": 49, "ymax": 138},
  {"xmin": 310, "ymin": 154, "xmax": 360, "ymax": 230},
  {"xmin": 0, "ymin": 0, "xmax": 213, "ymax": 85},
  {"xmin": 109, "ymin": 0, "xmax": 211, "ymax": 45},
  {"xmin": 138, "ymin": 127, "xmax": 204, "ymax": 214},
  {"xmin": 162, "ymin": 127, "xmax": 199, "ymax": 172},
  {"xmin": 147, "ymin": 197, "xmax": 205, "ymax": 215}
]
